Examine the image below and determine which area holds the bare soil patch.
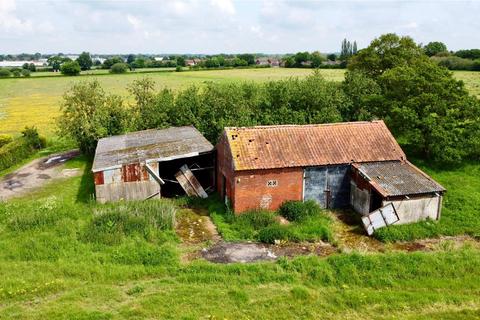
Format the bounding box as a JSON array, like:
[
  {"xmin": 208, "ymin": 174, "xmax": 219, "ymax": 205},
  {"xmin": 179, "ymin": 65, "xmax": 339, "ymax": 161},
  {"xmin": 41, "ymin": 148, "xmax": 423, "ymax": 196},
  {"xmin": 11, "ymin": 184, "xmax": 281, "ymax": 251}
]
[{"xmin": 0, "ymin": 150, "xmax": 80, "ymax": 201}]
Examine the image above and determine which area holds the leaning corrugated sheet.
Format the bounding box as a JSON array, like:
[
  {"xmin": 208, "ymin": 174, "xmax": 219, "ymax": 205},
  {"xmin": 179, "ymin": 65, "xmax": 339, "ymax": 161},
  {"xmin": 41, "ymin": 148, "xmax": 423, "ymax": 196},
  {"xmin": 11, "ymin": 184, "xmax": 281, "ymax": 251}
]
[
  {"xmin": 92, "ymin": 126, "xmax": 214, "ymax": 172},
  {"xmin": 225, "ymin": 121, "xmax": 406, "ymax": 171},
  {"xmin": 353, "ymin": 161, "xmax": 445, "ymax": 197}
]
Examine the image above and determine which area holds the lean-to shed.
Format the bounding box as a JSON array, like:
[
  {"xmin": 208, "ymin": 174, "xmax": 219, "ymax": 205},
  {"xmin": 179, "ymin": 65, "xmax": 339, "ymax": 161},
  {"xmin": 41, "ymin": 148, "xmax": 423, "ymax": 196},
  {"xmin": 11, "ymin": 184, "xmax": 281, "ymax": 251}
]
[
  {"xmin": 216, "ymin": 120, "xmax": 445, "ymax": 228},
  {"xmin": 92, "ymin": 126, "xmax": 214, "ymax": 203}
]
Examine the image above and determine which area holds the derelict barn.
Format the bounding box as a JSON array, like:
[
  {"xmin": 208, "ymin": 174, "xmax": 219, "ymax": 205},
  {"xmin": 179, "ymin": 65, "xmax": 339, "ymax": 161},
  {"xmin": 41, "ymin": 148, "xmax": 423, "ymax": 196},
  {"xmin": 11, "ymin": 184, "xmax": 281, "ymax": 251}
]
[
  {"xmin": 92, "ymin": 126, "xmax": 215, "ymax": 203},
  {"xmin": 216, "ymin": 121, "xmax": 445, "ymax": 231}
]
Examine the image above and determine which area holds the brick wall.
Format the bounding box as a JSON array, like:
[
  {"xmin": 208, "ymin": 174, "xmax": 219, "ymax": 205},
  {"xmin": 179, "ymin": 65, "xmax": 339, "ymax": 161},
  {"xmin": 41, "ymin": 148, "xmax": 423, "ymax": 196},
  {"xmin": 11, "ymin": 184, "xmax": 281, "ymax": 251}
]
[
  {"xmin": 216, "ymin": 131, "xmax": 304, "ymax": 213},
  {"xmin": 233, "ymin": 167, "xmax": 303, "ymax": 213}
]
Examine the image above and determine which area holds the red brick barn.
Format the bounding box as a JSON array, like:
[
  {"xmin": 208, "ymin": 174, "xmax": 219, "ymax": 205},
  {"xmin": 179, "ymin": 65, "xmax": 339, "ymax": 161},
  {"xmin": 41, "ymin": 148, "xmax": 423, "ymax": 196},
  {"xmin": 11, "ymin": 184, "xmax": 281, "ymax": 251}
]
[{"xmin": 216, "ymin": 121, "xmax": 445, "ymax": 226}]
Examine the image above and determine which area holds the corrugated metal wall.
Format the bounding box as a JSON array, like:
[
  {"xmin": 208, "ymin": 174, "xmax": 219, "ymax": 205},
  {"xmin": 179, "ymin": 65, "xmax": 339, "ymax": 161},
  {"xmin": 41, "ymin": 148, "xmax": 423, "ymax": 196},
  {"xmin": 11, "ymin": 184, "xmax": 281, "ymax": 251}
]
[{"xmin": 303, "ymin": 165, "xmax": 350, "ymax": 209}]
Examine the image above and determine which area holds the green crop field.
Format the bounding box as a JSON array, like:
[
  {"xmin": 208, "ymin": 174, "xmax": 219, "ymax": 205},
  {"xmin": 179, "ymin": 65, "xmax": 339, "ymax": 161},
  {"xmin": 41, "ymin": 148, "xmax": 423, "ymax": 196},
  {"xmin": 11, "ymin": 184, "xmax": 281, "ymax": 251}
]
[{"xmin": 0, "ymin": 68, "xmax": 477, "ymax": 137}]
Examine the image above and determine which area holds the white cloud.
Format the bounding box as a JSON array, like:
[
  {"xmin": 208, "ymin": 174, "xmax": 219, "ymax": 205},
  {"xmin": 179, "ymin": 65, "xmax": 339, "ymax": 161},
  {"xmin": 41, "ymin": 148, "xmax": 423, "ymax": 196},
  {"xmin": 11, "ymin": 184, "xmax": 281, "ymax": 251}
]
[
  {"xmin": 210, "ymin": 0, "xmax": 235, "ymax": 15},
  {"xmin": 0, "ymin": 0, "xmax": 32, "ymax": 33},
  {"xmin": 127, "ymin": 14, "xmax": 143, "ymax": 31}
]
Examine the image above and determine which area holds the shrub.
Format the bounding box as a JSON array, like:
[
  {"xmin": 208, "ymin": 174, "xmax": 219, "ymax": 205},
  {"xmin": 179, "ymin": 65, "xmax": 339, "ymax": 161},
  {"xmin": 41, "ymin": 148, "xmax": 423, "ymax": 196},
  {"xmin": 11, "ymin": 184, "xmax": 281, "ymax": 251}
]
[
  {"xmin": 60, "ymin": 61, "xmax": 81, "ymax": 76},
  {"xmin": 0, "ymin": 134, "xmax": 13, "ymax": 147},
  {"xmin": 279, "ymin": 200, "xmax": 322, "ymax": 222},
  {"xmin": 21, "ymin": 69, "xmax": 31, "ymax": 77},
  {"xmin": 0, "ymin": 127, "xmax": 45, "ymax": 172},
  {"xmin": 11, "ymin": 69, "xmax": 21, "ymax": 77},
  {"xmin": 0, "ymin": 68, "xmax": 11, "ymax": 78},
  {"xmin": 110, "ymin": 63, "xmax": 128, "ymax": 74},
  {"xmin": 257, "ymin": 224, "xmax": 298, "ymax": 244}
]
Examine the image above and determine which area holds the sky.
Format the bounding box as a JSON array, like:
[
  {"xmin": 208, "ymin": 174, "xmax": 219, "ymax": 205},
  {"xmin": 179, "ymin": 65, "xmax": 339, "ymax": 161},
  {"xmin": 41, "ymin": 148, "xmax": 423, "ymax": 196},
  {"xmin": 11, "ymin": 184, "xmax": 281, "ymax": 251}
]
[{"xmin": 0, "ymin": 0, "xmax": 479, "ymax": 54}]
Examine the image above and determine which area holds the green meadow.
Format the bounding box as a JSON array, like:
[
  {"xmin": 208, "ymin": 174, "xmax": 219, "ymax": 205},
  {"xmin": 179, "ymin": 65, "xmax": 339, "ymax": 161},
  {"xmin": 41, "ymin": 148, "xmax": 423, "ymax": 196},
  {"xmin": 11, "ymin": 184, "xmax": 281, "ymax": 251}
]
[{"xmin": 0, "ymin": 156, "xmax": 479, "ymax": 319}]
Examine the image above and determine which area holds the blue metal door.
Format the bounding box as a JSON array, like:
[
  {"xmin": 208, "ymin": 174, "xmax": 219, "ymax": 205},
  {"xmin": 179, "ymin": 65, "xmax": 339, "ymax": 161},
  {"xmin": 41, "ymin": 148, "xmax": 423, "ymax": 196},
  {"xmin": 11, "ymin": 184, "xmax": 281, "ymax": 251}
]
[{"xmin": 303, "ymin": 165, "xmax": 350, "ymax": 209}]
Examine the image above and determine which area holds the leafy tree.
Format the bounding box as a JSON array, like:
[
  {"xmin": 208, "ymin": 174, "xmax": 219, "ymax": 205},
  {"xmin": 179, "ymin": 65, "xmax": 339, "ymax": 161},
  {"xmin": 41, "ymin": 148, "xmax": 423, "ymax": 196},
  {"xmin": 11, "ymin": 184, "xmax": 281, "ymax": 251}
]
[
  {"xmin": 176, "ymin": 56, "xmax": 186, "ymax": 67},
  {"xmin": 102, "ymin": 56, "xmax": 124, "ymax": 69},
  {"xmin": 327, "ymin": 53, "xmax": 336, "ymax": 61},
  {"xmin": 233, "ymin": 57, "xmax": 248, "ymax": 67},
  {"xmin": 57, "ymin": 81, "xmax": 129, "ymax": 154},
  {"xmin": 310, "ymin": 51, "xmax": 326, "ymax": 68},
  {"xmin": 346, "ymin": 33, "xmax": 480, "ymax": 163},
  {"xmin": 455, "ymin": 49, "xmax": 480, "ymax": 60},
  {"xmin": 205, "ymin": 58, "xmax": 220, "ymax": 68},
  {"xmin": 60, "ymin": 61, "xmax": 81, "ymax": 76},
  {"xmin": 48, "ymin": 56, "xmax": 70, "ymax": 72},
  {"xmin": 11, "ymin": 68, "xmax": 21, "ymax": 77},
  {"xmin": 127, "ymin": 54, "xmax": 136, "ymax": 64},
  {"xmin": 348, "ymin": 33, "xmax": 424, "ymax": 78},
  {"xmin": 128, "ymin": 77, "xmax": 173, "ymax": 130},
  {"xmin": 293, "ymin": 52, "xmax": 310, "ymax": 67},
  {"xmin": 131, "ymin": 58, "xmax": 146, "ymax": 69},
  {"xmin": 110, "ymin": 63, "xmax": 129, "ymax": 74},
  {"xmin": 76, "ymin": 52, "xmax": 93, "ymax": 70},
  {"xmin": 340, "ymin": 38, "xmax": 352, "ymax": 60},
  {"xmin": 424, "ymin": 41, "xmax": 447, "ymax": 57},
  {"xmin": 237, "ymin": 54, "xmax": 255, "ymax": 65}
]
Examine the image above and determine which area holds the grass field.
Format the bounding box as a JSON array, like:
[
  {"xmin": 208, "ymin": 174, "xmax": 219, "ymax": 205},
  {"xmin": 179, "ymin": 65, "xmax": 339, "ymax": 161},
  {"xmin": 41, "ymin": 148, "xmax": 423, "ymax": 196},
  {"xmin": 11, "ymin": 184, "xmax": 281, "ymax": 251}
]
[
  {"xmin": 0, "ymin": 68, "xmax": 320, "ymax": 136},
  {"xmin": 0, "ymin": 68, "xmax": 477, "ymax": 137},
  {"xmin": 0, "ymin": 156, "xmax": 480, "ymax": 319}
]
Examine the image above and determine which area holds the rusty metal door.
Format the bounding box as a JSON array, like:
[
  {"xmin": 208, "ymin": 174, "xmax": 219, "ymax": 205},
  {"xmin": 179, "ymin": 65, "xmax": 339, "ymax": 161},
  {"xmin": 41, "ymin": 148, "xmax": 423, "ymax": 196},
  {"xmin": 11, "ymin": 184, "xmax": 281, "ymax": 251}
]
[{"xmin": 303, "ymin": 165, "xmax": 350, "ymax": 209}]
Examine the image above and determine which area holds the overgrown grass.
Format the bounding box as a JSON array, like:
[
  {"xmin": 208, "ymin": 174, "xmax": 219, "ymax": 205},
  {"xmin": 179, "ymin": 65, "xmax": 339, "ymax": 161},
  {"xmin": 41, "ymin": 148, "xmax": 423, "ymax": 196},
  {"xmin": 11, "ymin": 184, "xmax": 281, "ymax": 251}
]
[
  {"xmin": 83, "ymin": 200, "xmax": 177, "ymax": 245},
  {"xmin": 209, "ymin": 198, "xmax": 333, "ymax": 243},
  {"xmin": 375, "ymin": 161, "xmax": 480, "ymax": 242}
]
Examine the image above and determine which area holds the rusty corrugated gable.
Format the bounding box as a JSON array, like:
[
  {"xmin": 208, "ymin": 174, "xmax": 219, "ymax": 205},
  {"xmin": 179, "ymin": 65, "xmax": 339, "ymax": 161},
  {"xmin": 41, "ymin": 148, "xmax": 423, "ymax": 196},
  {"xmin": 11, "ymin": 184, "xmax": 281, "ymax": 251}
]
[{"xmin": 225, "ymin": 121, "xmax": 406, "ymax": 171}]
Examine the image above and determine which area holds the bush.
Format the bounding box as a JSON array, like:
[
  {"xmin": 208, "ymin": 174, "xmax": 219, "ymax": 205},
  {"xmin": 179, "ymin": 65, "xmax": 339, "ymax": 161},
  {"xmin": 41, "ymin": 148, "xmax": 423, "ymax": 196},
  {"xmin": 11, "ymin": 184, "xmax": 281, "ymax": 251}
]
[
  {"xmin": 110, "ymin": 63, "xmax": 129, "ymax": 74},
  {"xmin": 11, "ymin": 68, "xmax": 21, "ymax": 77},
  {"xmin": 60, "ymin": 61, "xmax": 81, "ymax": 76},
  {"xmin": 0, "ymin": 127, "xmax": 45, "ymax": 172},
  {"xmin": 257, "ymin": 225, "xmax": 298, "ymax": 244},
  {"xmin": 279, "ymin": 200, "xmax": 322, "ymax": 222},
  {"xmin": 0, "ymin": 68, "xmax": 11, "ymax": 78},
  {"xmin": 21, "ymin": 69, "xmax": 31, "ymax": 77},
  {"xmin": 0, "ymin": 134, "xmax": 13, "ymax": 148}
]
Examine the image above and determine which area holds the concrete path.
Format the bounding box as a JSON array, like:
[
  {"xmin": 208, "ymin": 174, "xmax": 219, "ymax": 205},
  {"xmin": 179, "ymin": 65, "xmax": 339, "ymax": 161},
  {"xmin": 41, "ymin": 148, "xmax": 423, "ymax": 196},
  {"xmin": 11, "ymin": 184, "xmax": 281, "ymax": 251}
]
[{"xmin": 0, "ymin": 150, "xmax": 81, "ymax": 201}]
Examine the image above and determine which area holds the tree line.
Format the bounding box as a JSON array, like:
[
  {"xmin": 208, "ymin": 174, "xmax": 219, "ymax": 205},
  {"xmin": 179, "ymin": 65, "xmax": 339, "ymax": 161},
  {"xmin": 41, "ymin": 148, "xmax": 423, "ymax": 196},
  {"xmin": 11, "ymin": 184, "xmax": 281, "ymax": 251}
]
[
  {"xmin": 58, "ymin": 34, "xmax": 480, "ymax": 163},
  {"xmin": 424, "ymin": 41, "xmax": 480, "ymax": 71}
]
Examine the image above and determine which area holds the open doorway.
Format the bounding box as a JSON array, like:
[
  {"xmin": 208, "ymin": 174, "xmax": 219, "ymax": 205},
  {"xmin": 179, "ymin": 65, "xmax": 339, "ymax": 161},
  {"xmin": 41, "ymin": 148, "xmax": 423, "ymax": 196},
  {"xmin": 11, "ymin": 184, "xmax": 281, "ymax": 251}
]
[{"xmin": 157, "ymin": 153, "xmax": 215, "ymax": 198}]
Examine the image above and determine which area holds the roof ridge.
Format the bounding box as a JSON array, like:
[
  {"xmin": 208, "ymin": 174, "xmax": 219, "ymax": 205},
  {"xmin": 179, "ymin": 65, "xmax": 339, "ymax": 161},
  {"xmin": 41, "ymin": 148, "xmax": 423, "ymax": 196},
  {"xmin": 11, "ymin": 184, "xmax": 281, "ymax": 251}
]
[{"xmin": 224, "ymin": 120, "xmax": 383, "ymax": 131}]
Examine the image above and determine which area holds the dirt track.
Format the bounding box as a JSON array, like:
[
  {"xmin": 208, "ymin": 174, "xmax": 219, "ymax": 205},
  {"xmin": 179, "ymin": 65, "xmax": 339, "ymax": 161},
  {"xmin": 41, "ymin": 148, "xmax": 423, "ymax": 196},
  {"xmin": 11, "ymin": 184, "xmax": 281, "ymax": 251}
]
[{"xmin": 0, "ymin": 150, "xmax": 81, "ymax": 201}]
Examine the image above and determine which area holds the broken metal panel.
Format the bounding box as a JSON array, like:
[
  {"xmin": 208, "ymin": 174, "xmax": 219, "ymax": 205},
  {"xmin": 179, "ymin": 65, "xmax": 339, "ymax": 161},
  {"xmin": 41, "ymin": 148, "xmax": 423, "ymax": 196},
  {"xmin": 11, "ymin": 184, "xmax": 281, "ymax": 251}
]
[
  {"xmin": 361, "ymin": 202, "xmax": 399, "ymax": 236},
  {"xmin": 175, "ymin": 164, "xmax": 208, "ymax": 198},
  {"xmin": 303, "ymin": 165, "xmax": 350, "ymax": 209}
]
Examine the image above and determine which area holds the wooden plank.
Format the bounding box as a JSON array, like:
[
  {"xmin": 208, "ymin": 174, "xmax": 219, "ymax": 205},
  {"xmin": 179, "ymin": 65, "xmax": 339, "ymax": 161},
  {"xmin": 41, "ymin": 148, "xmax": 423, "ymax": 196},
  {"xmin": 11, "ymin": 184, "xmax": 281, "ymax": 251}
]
[{"xmin": 175, "ymin": 164, "xmax": 208, "ymax": 198}]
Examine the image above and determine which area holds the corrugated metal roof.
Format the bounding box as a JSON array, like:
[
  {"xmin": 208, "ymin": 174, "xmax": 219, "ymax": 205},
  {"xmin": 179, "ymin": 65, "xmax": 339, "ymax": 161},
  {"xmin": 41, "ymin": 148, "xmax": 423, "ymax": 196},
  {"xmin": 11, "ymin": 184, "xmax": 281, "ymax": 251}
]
[
  {"xmin": 354, "ymin": 161, "xmax": 445, "ymax": 197},
  {"xmin": 224, "ymin": 121, "xmax": 406, "ymax": 171},
  {"xmin": 92, "ymin": 127, "xmax": 214, "ymax": 172}
]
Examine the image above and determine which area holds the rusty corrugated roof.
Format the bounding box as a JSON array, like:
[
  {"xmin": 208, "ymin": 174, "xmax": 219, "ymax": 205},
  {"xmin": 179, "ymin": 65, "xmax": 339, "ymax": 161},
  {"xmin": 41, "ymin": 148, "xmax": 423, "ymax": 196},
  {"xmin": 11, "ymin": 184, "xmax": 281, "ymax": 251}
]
[
  {"xmin": 354, "ymin": 161, "xmax": 445, "ymax": 197},
  {"xmin": 224, "ymin": 121, "xmax": 406, "ymax": 171},
  {"xmin": 92, "ymin": 126, "xmax": 214, "ymax": 172}
]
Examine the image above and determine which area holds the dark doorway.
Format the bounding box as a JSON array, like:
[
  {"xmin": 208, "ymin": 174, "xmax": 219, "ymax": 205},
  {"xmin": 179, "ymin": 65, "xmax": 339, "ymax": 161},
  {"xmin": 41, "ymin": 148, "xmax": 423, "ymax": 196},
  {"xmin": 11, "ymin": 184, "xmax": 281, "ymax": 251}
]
[{"xmin": 157, "ymin": 153, "xmax": 215, "ymax": 198}]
